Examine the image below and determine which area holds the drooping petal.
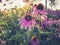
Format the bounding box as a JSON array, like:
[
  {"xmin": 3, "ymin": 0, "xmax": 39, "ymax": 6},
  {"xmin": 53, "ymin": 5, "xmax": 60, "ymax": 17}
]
[
  {"xmin": 0, "ymin": 0, "xmax": 2, "ymax": 2},
  {"xmin": 18, "ymin": 20, "xmax": 24, "ymax": 25},
  {"xmin": 18, "ymin": 18, "xmax": 24, "ymax": 25},
  {"xmin": 41, "ymin": 10, "xmax": 47, "ymax": 15},
  {"xmin": 25, "ymin": 20, "xmax": 31, "ymax": 27},
  {"xmin": 20, "ymin": 21, "xmax": 25, "ymax": 29},
  {"xmin": 18, "ymin": 18, "xmax": 24, "ymax": 21}
]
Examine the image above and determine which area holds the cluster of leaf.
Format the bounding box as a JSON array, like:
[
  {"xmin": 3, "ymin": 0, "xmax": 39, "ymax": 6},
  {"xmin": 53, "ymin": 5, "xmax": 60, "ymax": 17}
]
[
  {"xmin": 0, "ymin": 7, "xmax": 60, "ymax": 45},
  {"xmin": 46, "ymin": 9, "xmax": 60, "ymax": 20}
]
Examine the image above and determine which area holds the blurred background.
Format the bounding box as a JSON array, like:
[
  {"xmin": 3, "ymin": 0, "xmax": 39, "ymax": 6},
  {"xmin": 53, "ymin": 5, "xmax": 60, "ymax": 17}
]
[{"xmin": 0, "ymin": 0, "xmax": 60, "ymax": 11}]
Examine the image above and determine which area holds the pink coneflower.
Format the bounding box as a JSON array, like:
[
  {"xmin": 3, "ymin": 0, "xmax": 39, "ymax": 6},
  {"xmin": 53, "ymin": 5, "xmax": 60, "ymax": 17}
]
[
  {"xmin": 18, "ymin": 15, "xmax": 36, "ymax": 29},
  {"xmin": 29, "ymin": 36, "xmax": 40, "ymax": 45},
  {"xmin": 32, "ymin": 3, "xmax": 47, "ymax": 28},
  {"xmin": 32, "ymin": 3, "xmax": 47, "ymax": 15}
]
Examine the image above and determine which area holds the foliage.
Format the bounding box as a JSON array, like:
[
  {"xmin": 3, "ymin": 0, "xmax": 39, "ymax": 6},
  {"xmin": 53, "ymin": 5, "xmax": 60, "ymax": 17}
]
[
  {"xmin": 0, "ymin": 6, "xmax": 60, "ymax": 45},
  {"xmin": 46, "ymin": 9, "xmax": 60, "ymax": 20}
]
